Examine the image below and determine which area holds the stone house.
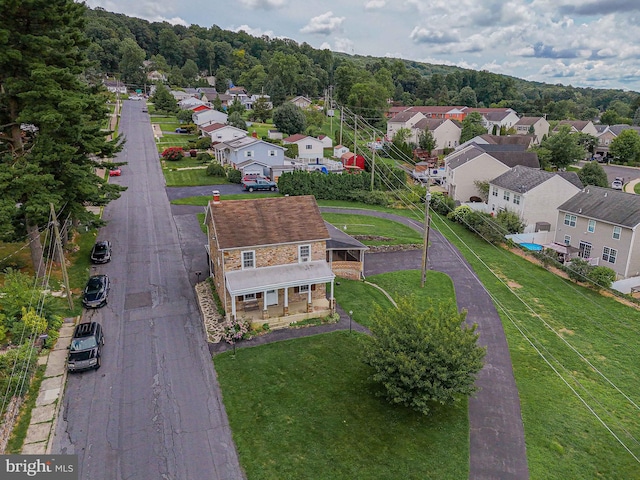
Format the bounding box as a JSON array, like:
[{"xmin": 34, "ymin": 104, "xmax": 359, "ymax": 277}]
[{"xmin": 204, "ymin": 195, "xmax": 336, "ymax": 327}]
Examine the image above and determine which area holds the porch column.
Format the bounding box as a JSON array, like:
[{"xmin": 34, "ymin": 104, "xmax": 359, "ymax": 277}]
[
  {"xmin": 330, "ymin": 280, "xmax": 335, "ymax": 311},
  {"xmin": 283, "ymin": 287, "xmax": 289, "ymax": 315},
  {"xmin": 262, "ymin": 290, "xmax": 268, "ymax": 320},
  {"xmin": 307, "ymin": 286, "xmax": 313, "ymax": 313},
  {"xmin": 231, "ymin": 296, "xmax": 237, "ymax": 319}
]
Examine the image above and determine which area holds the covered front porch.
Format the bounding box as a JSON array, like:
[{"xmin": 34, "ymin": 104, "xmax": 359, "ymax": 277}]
[{"xmin": 225, "ymin": 261, "xmax": 336, "ymax": 329}]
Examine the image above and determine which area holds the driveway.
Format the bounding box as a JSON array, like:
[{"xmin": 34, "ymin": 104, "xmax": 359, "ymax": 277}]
[{"xmin": 322, "ymin": 207, "xmax": 529, "ymax": 480}]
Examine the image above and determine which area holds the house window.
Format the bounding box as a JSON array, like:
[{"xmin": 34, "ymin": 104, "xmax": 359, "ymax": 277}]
[
  {"xmin": 612, "ymin": 226, "xmax": 621, "ymax": 240},
  {"xmin": 298, "ymin": 284, "xmax": 310, "ymax": 293},
  {"xmin": 513, "ymin": 194, "xmax": 521, "ymax": 205},
  {"xmin": 299, "ymin": 244, "xmax": 311, "ymax": 262},
  {"xmin": 243, "ymin": 293, "xmax": 256, "ymax": 301},
  {"xmin": 305, "ymin": 144, "xmax": 312, "ymax": 150},
  {"xmin": 564, "ymin": 235, "xmax": 571, "ymax": 245},
  {"xmin": 579, "ymin": 241, "xmax": 592, "ymax": 258},
  {"xmin": 242, "ymin": 250, "xmax": 255, "ymax": 269},
  {"xmin": 492, "ymin": 187, "xmax": 498, "ymax": 197},
  {"xmin": 503, "ymin": 191, "xmax": 510, "ymax": 201},
  {"xmin": 602, "ymin": 246, "xmax": 617, "ymax": 264},
  {"xmin": 245, "ymin": 150, "xmax": 253, "ymax": 158},
  {"xmin": 587, "ymin": 220, "xmax": 596, "ymax": 233},
  {"xmin": 268, "ymin": 150, "xmax": 277, "ymax": 156},
  {"xmin": 564, "ymin": 214, "xmax": 577, "ymax": 227}
]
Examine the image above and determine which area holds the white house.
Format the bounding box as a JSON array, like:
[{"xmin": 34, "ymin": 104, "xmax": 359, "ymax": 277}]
[
  {"xmin": 200, "ymin": 123, "xmax": 247, "ymax": 143},
  {"xmin": 283, "ymin": 134, "xmax": 325, "ymax": 160},
  {"xmin": 386, "ymin": 111, "xmax": 426, "ymax": 141},
  {"xmin": 488, "ymin": 165, "xmax": 583, "ymax": 233},
  {"xmin": 193, "ymin": 109, "xmax": 228, "ymax": 127},
  {"xmin": 213, "ymin": 137, "xmax": 287, "ymax": 168},
  {"xmin": 410, "ymin": 118, "xmax": 461, "ymax": 153},
  {"xmin": 333, "ymin": 145, "xmax": 349, "ymax": 158}
]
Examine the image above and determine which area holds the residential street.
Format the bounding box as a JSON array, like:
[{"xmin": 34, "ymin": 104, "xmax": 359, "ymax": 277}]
[{"xmin": 51, "ymin": 100, "xmax": 244, "ymax": 480}]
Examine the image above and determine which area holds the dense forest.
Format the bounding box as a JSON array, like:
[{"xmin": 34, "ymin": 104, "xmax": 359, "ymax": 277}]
[{"xmin": 87, "ymin": 7, "xmax": 640, "ymax": 125}]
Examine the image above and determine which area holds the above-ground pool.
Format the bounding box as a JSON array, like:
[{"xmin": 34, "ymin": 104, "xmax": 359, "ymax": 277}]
[{"xmin": 519, "ymin": 242, "xmax": 543, "ymax": 251}]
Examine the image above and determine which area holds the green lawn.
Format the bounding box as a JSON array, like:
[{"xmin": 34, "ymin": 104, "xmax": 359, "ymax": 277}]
[
  {"xmin": 171, "ymin": 192, "xmax": 281, "ymax": 205},
  {"xmin": 215, "ymin": 331, "xmax": 469, "ymax": 480},
  {"xmin": 429, "ymin": 213, "xmax": 640, "ymax": 479},
  {"xmin": 322, "ymin": 212, "xmax": 422, "ymax": 246},
  {"xmin": 163, "ymin": 169, "xmax": 225, "ymax": 187}
]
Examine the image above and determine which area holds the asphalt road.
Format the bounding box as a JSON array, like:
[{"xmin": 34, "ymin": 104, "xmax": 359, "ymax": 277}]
[{"xmin": 52, "ymin": 100, "xmax": 244, "ymax": 479}]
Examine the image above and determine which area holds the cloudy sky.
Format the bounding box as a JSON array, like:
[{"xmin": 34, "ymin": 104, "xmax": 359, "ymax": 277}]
[{"xmin": 85, "ymin": 0, "xmax": 640, "ymax": 92}]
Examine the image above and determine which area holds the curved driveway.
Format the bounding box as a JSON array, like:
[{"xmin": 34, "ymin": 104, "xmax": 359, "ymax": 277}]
[{"xmin": 322, "ymin": 207, "xmax": 529, "ymax": 480}]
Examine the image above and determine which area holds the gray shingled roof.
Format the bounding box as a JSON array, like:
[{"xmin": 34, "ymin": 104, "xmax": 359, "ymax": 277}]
[
  {"xmin": 487, "ymin": 151, "xmax": 540, "ymax": 169},
  {"xmin": 558, "ymin": 186, "xmax": 640, "ymax": 228},
  {"xmin": 446, "ymin": 146, "xmax": 487, "ymax": 169},
  {"xmin": 490, "ymin": 165, "xmax": 582, "ymax": 193},
  {"xmin": 325, "ymin": 222, "xmax": 368, "ymax": 251}
]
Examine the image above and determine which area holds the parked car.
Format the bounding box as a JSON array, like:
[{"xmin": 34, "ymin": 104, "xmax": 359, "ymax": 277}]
[
  {"xmin": 67, "ymin": 322, "xmax": 104, "ymax": 372},
  {"xmin": 242, "ymin": 173, "xmax": 269, "ymax": 183},
  {"xmin": 242, "ymin": 178, "xmax": 277, "ymax": 192},
  {"xmin": 82, "ymin": 275, "xmax": 110, "ymax": 309},
  {"xmin": 90, "ymin": 240, "xmax": 112, "ymax": 264},
  {"xmin": 109, "ymin": 167, "xmax": 122, "ymax": 176},
  {"xmin": 611, "ymin": 179, "xmax": 623, "ymax": 190},
  {"xmin": 175, "ymin": 127, "xmax": 188, "ymax": 133}
]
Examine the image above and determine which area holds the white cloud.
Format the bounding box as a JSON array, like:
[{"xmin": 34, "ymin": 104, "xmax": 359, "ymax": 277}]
[
  {"xmin": 236, "ymin": 0, "xmax": 286, "ymax": 8},
  {"xmin": 333, "ymin": 37, "xmax": 355, "ymax": 53},
  {"xmin": 364, "ymin": 0, "xmax": 386, "ymax": 10},
  {"xmin": 231, "ymin": 25, "xmax": 275, "ymax": 37},
  {"xmin": 300, "ymin": 11, "xmax": 345, "ymax": 35}
]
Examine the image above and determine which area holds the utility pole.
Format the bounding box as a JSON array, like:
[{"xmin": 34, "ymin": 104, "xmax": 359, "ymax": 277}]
[
  {"xmin": 339, "ymin": 106, "xmax": 344, "ymax": 146},
  {"xmin": 420, "ymin": 174, "xmax": 432, "ymax": 288},
  {"xmin": 370, "ymin": 148, "xmax": 376, "ymax": 191},
  {"xmin": 50, "ymin": 204, "xmax": 73, "ymax": 309}
]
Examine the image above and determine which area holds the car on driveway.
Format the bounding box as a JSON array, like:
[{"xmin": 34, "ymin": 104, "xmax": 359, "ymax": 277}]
[
  {"xmin": 82, "ymin": 275, "xmax": 110, "ymax": 309},
  {"xmin": 612, "ymin": 178, "xmax": 624, "ymax": 190},
  {"xmin": 68, "ymin": 322, "xmax": 104, "ymax": 372},
  {"xmin": 242, "ymin": 177, "xmax": 277, "ymax": 192},
  {"xmin": 109, "ymin": 167, "xmax": 122, "ymax": 176},
  {"xmin": 175, "ymin": 127, "xmax": 189, "ymax": 133},
  {"xmin": 90, "ymin": 240, "xmax": 112, "ymax": 264}
]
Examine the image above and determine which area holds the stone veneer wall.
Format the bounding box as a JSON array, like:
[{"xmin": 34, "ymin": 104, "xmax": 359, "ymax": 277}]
[{"xmin": 331, "ymin": 261, "xmax": 362, "ymax": 280}]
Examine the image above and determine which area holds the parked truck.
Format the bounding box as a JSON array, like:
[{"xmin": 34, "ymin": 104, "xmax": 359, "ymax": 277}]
[{"xmin": 242, "ymin": 178, "xmax": 277, "ymax": 192}]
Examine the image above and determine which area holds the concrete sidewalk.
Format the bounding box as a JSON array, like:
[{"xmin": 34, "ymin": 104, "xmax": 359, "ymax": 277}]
[
  {"xmin": 20, "ymin": 319, "xmax": 76, "ymax": 454},
  {"xmin": 625, "ymin": 178, "xmax": 639, "ymax": 193}
]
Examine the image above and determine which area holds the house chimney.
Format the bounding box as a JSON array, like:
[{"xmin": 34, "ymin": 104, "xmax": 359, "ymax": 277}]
[{"xmin": 212, "ymin": 190, "xmax": 221, "ymax": 204}]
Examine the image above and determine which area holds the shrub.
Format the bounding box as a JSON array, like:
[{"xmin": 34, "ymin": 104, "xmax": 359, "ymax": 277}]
[
  {"xmin": 195, "ymin": 137, "xmax": 212, "ymax": 150},
  {"xmin": 430, "ymin": 192, "xmax": 455, "ymax": 215},
  {"xmin": 161, "ymin": 147, "xmax": 184, "ymax": 161},
  {"xmin": 206, "ymin": 162, "xmax": 226, "ymax": 177},
  {"xmin": 227, "ymin": 169, "xmax": 242, "ymax": 183},
  {"xmin": 447, "ymin": 205, "xmax": 473, "ymax": 224},
  {"xmin": 196, "ymin": 152, "xmax": 212, "ymax": 163},
  {"xmin": 565, "ymin": 257, "xmax": 592, "ymax": 282},
  {"xmin": 586, "ymin": 266, "xmax": 617, "ymax": 290}
]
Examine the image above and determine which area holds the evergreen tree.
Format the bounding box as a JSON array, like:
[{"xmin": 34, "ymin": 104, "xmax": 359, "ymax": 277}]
[
  {"xmin": 577, "ymin": 161, "xmax": 608, "ymax": 187},
  {"xmin": 0, "ymin": 0, "xmax": 125, "ymax": 276},
  {"xmin": 227, "ymin": 112, "xmax": 247, "ymax": 130},
  {"xmin": 151, "ymin": 84, "xmax": 178, "ymax": 113},
  {"xmin": 272, "ymin": 103, "xmax": 306, "ymax": 135},
  {"xmin": 250, "ymin": 97, "xmax": 272, "ymax": 123}
]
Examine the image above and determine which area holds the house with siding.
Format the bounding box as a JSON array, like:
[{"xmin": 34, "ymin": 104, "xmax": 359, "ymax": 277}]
[
  {"xmin": 386, "ymin": 111, "xmax": 426, "ymax": 140},
  {"xmin": 488, "ymin": 165, "xmax": 583, "ymax": 233},
  {"xmin": 553, "ymin": 120, "xmax": 598, "ymax": 136},
  {"xmin": 410, "ymin": 118, "xmax": 461, "ymax": 153},
  {"xmin": 204, "ymin": 195, "xmax": 336, "ymax": 327},
  {"xmin": 444, "ymin": 145, "xmax": 539, "ymax": 203},
  {"xmin": 514, "ymin": 117, "xmax": 550, "ymax": 144},
  {"xmin": 200, "ymin": 123, "xmax": 247, "ymax": 143},
  {"xmin": 192, "ymin": 109, "xmax": 228, "ymax": 127},
  {"xmin": 212, "ymin": 137, "xmax": 286, "ymax": 167},
  {"xmin": 283, "ymin": 134, "xmax": 325, "ymax": 160},
  {"xmin": 554, "ymin": 187, "xmax": 640, "ymax": 280}
]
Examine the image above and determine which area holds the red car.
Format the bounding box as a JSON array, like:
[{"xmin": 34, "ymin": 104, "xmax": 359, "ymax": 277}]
[{"xmin": 109, "ymin": 168, "xmax": 122, "ymax": 176}]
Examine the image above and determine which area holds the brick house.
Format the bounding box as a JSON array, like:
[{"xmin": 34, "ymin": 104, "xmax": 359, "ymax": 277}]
[{"xmin": 204, "ymin": 195, "xmax": 336, "ymax": 327}]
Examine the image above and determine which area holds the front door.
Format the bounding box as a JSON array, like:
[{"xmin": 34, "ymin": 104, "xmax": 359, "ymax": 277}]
[{"xmin": 266, "ymin": 289, "xmax": 278, "ymax": 306}]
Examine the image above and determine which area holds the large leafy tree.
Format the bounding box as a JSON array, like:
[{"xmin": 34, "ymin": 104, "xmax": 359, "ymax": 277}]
[
  {"xmin": 0, "ymin": 0, "xmax": 125, "ymax": 277},
  {"xmin": 577, "ymin": 161, "xmax": 608, "ymax": 187},
  {"xmin": 534, "ymin": 125, "xmax": 586, "ymax": 169},
  {"xmin": 150, "ymin": 83, "xmax": 178, "ymax": 113},
  {"xmin": 363, "ymin": 298, "xmax": 486, "ymax": 416},
  {"xmin": 609, "ymin": 129, "xmax": 640, "ymax": 164},
  {"xmin": 460, "ymin": 112, "xmax": 487, "ymax": 143},
  {"xmin": 418, "ymin": 129, "xmax": 437, "ymax": 155},
  {"xmin": 272, "ymin": 103, "xmax": 306, "ymax": 136},
  {"xmin": 119, "ymin": 37, "xmax": 146, "ymax": 85}
]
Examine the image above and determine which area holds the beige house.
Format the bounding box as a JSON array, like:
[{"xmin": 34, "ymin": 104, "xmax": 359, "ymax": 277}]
[
  {"xmin": 204, "ymin": 195, "xmax": 336, "ymax": 328},
  {"xmin": 594, "ymin": 124, "xmax": 640, "ymax": 159},
  {"xmin": 444, "ymin": 145, "xmax": 539, "ymax": 203},
  {"xmin": 514, "ymin": 117, "xmax": 550, "ymax": 144},
  {"xmin": 554, "ymin": 187, "xmax": 640, "ymax": 280},
  {"xmin": 290, "ymin": 95, "xmax": 312, "ymax": 108},
  {"xmin": 386, "ymin": 111, "xmax": 426, "ymax": 140},
  {"xmin": 553, "ymin": 120, "xmax": 598, "ymax": 136},
  {"xmin": 489, "ymin": 166, "xmax": 583, "ymax": 233},
  {"xmin": 410, "ymin": 118, "xmax": 461, "ymax": 153}
]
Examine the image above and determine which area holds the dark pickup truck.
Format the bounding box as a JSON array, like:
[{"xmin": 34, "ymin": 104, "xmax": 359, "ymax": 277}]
[{"xmin": 242, "ymin": 178, "xmax": 277, "ymax": 192}]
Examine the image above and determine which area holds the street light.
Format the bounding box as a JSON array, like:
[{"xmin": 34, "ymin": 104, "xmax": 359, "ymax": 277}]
[{"xmin": 349, "ymin": 310, "xmax": 353, "ymax": 333}]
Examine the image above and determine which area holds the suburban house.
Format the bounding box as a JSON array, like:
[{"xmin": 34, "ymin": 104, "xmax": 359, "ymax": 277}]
[
  {"xmin": 192, "ymin": 109, "xmax": 228, "ymax": 127},
  {"xmin": 197, "ymin": 87, "xmax": 218, "ymax": 102},
  {"xmin": 409, "ymin": 118, "xmax": 461, "ymax": 153},
  {"xmin": 268, "ymin": 129, "xmax": 283, "ymax": 140},
  {"xmin": 444, "ymin": 145, "xmax": 540, "ymax": 203},
  {"xmin": 104, "ymin": 80, "xmax": 127, "ymax": 95},
  {"xmin": 290, "ymin": 95, "xmax": 312, "ymax": 109},
  {"xmin": 553, "ymin": 120, "xmax": 598, "ymax": 136},
  {"xmin": 318, "ymin": 135, "xmax": 333, "ymax": 148},
  {"xmin": 325, "ymin": 222, "xmax": 368, "ymax": 280},
  {"xmin": 147, "ymin": 70, "xmax": 167, "ymax": 82},
  {"xmin": 173, "ymin": 90, "xmax": 198, "ymax": 102},
  {"xmin": 514, "ymin": 117, "xmax": 550, "ymax": 144},
  {"xmin": 212, "ymin": 137, "xmax": 287, "ymax": 168},
  {"xmin": 179, "ymin": 97, "xmax": 209, "ymax": 110},
  {"xmin": 459, "ymin": 133, "xmax": 534, "ymax": 152},
  {"xmin": 594, "ymin": 124, "xmax": 640, "ymax": 159},
  {"xmin": 199, "ymin": 123, "xmax": 247, "ymax": 143},
  {"xmin": 386, "ymin": 105, "xmax": 467, "ymax": 122},
  {"xmin": 554, "ymin": 186, "xmax": 640, "ymax": 280},
  {"xmin": 333, "ymin": 145, "xmax": 349, "ymax": 158},
  {"xmin": 386, "ymin": 111, "xmax": 426, "ymax": 140},
  {"xmin": 471, "ymin": 108, "xmax": 520, "ymax": 134},
  {"xmin": 488, "ymin": 165, "xmax": 583, "ymax": 233},
  {"xmin": 204, "ymin": 195, "xmax": 336, "ymax": 327},
  {"xmin": 283, "ymin": 134, "xmax": 325, "ymax": 160}
]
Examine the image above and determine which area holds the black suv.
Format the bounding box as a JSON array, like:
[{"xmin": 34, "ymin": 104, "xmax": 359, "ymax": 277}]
[
  {"xmin": 68, "ymin": 322, "xmax": 104, "ymax": 372},
  {"xmin": 82, "ymin": 274, "xmax": 110, "ymax": 309},
  {"xmin": 90, "ymin": 240, "xmax": 112, "ymax": 264}
]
